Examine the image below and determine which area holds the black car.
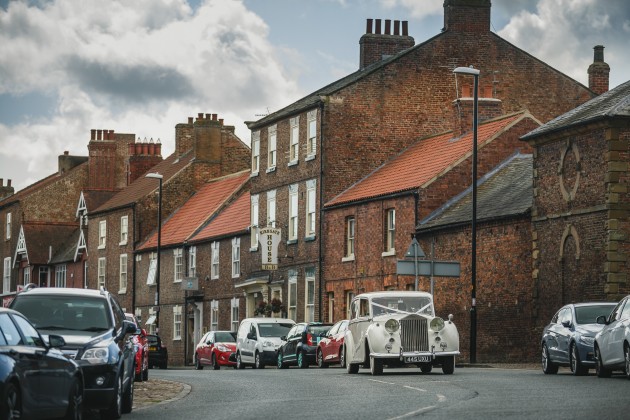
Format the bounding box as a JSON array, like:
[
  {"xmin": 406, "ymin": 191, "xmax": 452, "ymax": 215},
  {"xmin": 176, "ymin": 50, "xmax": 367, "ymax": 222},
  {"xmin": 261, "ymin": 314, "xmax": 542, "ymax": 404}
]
[
  {"xmin": 10, "ymin": 287, "xmax": 136, "ymax": 419},
  {"xmin": 277, "ymin": 322, "xmax": 333, "ymax": 369},
  {"xmin": 147, "ymin": 334, "xmax": 168, "ymax": 369},
  {"xmin": 0, "ymin": 307, "xmax": 83, "ymax": 419}
]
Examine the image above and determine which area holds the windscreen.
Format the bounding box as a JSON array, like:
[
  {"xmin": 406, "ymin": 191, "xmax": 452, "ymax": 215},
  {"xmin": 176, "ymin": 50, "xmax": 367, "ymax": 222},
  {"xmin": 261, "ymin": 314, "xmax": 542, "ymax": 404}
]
[
  {"xmin": 258, "ymin": 322, "xmax": 294, "ymax": 337},
  {"xmin": 575, "ymin": 304, "xmax": 616, "ymax": 325},
  {"xmin": 371, "ymin": 296, "xmax": 434, "ymax": 316},
  {"xmin": 215, "ymin": 331, "xmax": 236, "ymax": 342}
]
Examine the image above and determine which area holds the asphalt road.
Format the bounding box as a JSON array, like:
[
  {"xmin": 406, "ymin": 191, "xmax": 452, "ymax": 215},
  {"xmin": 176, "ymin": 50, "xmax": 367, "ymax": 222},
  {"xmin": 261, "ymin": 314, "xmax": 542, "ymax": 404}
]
[{"xmin": 124, "ymin": 364, "xmax": 630, "ymax": 420}]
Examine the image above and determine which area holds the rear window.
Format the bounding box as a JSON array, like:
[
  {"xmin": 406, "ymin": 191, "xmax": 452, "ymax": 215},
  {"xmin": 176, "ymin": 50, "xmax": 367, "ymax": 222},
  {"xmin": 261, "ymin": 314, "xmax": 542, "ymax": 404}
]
[
  {"xmin": 258, "ymin": 322, "xmax": 294, "ymax": 337},
  {"xmin": 308, "ymin": 325, "xmax": 332, "ymax": 336},
  {"xmin": 148, "ymin": 336, "xmax": 159, "ymax": 345}
]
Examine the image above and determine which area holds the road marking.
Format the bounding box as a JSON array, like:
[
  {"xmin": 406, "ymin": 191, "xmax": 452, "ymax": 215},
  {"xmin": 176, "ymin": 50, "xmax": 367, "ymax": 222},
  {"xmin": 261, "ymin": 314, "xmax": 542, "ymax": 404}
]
[
  {"xmin": 368, "ymin": 379, "xmax": 396, "ymax": 385},
  {"xmin": 403, "ymin": 385, "xmax": 427, "ymax": 392},
  {"xmin": 387, "ymin": 405, "xmax": 437, "ymax": 419},
  {"xmin": 437, "ymin": 394, "xmax": 447, "ymax": 402}
]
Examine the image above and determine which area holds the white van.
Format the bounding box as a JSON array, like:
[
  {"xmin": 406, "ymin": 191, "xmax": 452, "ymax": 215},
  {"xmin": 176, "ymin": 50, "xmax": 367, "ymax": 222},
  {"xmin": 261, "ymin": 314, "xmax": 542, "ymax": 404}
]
[{"xmin": 236, "ymin": 317, "xmax": 295, "ymax": 369}]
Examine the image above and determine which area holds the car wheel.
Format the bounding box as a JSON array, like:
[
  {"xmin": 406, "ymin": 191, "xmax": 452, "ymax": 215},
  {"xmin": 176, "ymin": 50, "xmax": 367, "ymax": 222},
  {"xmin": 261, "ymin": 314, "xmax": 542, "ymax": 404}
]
[
  {"xmin": 63, "ymin": 376, "xmax": 83, "ymax": 420},
  {"xmin": 4, "ymin": 381, "xmax": 21, "ymax": 420},
  {"xmin": 297, "ymin": 351, "xmax": 309, "ymax": 369},
  {"xmin": 346, "ymin": 347, "xmax": 359, "ymax": 374},
  {"xmin": 101, "ymin": 375, "xmax": 123, "ymax": 419},
  {"xmin": 195, "ymin": 354, "xmax": 203, "ymax": 370},
  {"xmin": 420, "ymin": 364, "xmax": 432, "ymax": 374},
  {"xmin": 122, "ymin": 374, "xmax": 134, "ymax": 414},
  {"xmin": 212, "ymin": 353, "xmax": 220, "ymax": 370},
  {"xmin": 339, "ymin": 346, "xmax": 346, "ymax": 369},
  {"xmin": 255, "ymin": 351, "xmax": 265, "ymax": 369},
  {"xmin": 442, "ymin": 356, "xmax": 455, "ymax": 375},
  {"xmin": 317, "ymin": 349, "xmax": 328, "ymax": 368},
  {"xmin": 277, "ymin": 351, "xmax": 287, "ymax": 369},
  {"xmin": 542, "ymin": 343, "xmax": 558, "ymax": 374},
  {"xmin": 570, "ymin": 343, "xmax": 588, "ymax": 376},
  {"xmin": 595, "ymin": 345, "xmax": 611, "ymax": 378},
  {"xmin": 370, "ymin": 357, "xmax": 383, "ymax": 376},
  {"xmin": 236, "ymin": 352, "xmax": 245, "ymax": 369}
]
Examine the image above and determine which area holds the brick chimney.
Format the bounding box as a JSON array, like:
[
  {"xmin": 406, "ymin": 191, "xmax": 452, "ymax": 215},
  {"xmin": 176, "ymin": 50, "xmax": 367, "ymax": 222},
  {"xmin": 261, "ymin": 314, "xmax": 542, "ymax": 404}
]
[
  {"xmin": 359, "ymin": 19, "xmax": 414, "ymax": 69},
  {"xmin": 127, "ymin": 137, "xmax": 163, "ymax": 185},
  {"xmin": 443, "ymin": 0, "xmax": 491, "ymax": 33},
  {"xmin": 58, "ymin": 151, "xmax": 88, "ymax": 175},
  {"xmin": 175, "ymin": 116, "xmax": 195, "ymax": 157},
  {"xmin": 588, "ymin": 45, "xmax": 609, "ymax": 95},
  {"xmin": 0, "ymin": 179, "xmax": 14, "ymax": 200},
  {"xmin": 87, "ymin": 129, "xmax": 134, "ymax": 191},
  {"xmin": 194, "ymin": 113, "xmax": 222, "ymax": 163},
  {"xmin": 452, "ymin": 84, "xmax": 502, "ymax": 137}
]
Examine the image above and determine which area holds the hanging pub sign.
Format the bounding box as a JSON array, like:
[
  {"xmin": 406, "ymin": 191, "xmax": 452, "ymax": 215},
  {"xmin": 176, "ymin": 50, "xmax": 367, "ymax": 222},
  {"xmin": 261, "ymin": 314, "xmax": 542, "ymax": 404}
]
[{"xmin": 259, "ymin": 227, "xmax": 281, "ymax": 270}]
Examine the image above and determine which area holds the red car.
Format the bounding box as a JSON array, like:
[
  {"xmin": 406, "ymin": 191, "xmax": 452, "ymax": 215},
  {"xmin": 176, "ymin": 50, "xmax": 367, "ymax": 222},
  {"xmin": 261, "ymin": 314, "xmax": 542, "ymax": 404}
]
[
  {"xmin": 316, "ymin": 319, "xmax": 349, "ymax": 368},
  {"xmin": 126, "ymin": 313, "xmax": 149, "ymax": 381},
  {"xmin": 195, "ymin": 330, "xmax": 237, "ymax": 370}
]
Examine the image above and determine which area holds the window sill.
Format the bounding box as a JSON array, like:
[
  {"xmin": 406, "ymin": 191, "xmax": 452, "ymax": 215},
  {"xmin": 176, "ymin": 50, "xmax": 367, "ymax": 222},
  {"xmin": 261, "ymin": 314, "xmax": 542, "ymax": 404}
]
[
  {"xmin": 211, "ymin": 276, "xmax": 219, "ymax": 280},
  {"xmin": 232, "ymin": 275, "xmax": 240, "ymax": 279},
  {"xmin": 305, "ymin": 154, "xmax": 316, "ymax": 162},
  {"xmin": 266, "ymin": 167, "xmax": 276, "ymax": 174},
  {"xmin": 286, "ymin": 239, "xmax": 297, "ymax": 245},
  {"xmin": 342, "ymin": 255, "xmax": 355, "ymax": 262},
  {"xmin": 147, "ymin": 283, "xmax": 156, "ymax": 287},
  {"xmin": 250, "ymin": 246, "xmax": 258, "ymax": 252},
  {"xmin": 381, "ymin": 250, "xmax": 396, "ymax": 257},
  {"xmin": 250, "ymin": 171, "xmax": 259, "ymax": 178},
  {"xmin": 118, "ymin": 289, "xmax": 127, "ymax": 294},
  {"xmin": 174, "ymin": 279, "xmax": 182, "ymax": 283},
  {"xmin": 119, "ymin": 241, "xmax": 128, "ymax": 246},
  {"xmin": 288, "ymin": 160, "xmax": 298, "ymax": 167},
  {"xmin": 98, "ymin": 245, "xmax": 105, "ymax": 250},
  {"xmin": 173, "ymin": 338, "xmax": 182, "ymax": 342},
  {"xmin": 304, "ymin": 235, "xmax": 316, "ymax": 242}
]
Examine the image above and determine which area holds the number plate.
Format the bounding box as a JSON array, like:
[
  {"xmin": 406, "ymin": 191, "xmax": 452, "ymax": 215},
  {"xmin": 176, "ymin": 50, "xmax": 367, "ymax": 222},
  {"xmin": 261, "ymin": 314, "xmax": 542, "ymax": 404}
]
[
  {"xmin": 405, "ymin": 356, "xmax": 431, "ymax": 363},
  {"xmin": 149, "ymin": 346, "xmax": 157, "ymax": 351}
]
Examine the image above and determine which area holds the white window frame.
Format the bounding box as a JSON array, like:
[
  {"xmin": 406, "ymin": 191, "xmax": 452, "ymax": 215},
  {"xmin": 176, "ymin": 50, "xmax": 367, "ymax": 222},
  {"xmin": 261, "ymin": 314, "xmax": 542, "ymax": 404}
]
[
  {"xmin": 251, "ymin": 131, "xmax": 260, "ymax": 174},
  {"xmin": 267, "ymin": 125, "xmax": 277, "ymax": 171},
  {"xmin": 231, "ymin": 298, "xmax": 239, "ymax": 332},
  {"xmin": 97, "ymin": 257, "xmax": 106, "ymax": 289},
  {"xmin": 267, "ymin": 189, "xmax": 276, "ymax": 228},
  {"xmin": 3, "ymin": 257, "xmax": 12, "ymax": 293},
  {"xmin": 188, "ymin": 246, "xmax": 196, "ymax": 277},
  {"xmin": 119, "ymin": 254, "xmax": 128, "ymax": 293},
  {"xmin": 120, "ymin": 216, "xmax": 128, "ymax": 245},
  {"xmin": 23, "ymin": 266, "xmax": 30, "ymax": 286},
  {"xmin": 288, "ymin": 184, "xmax": 298, "ymax": 241},
  {"xmin": 305, "ymin": 267, "xmax": 315, "ymax": 322},
  {"xmin": 251, "ymin": 194, "xmax": 259, "ymax": 250},
  {"xmin": 211, "ymin": 300, "xmax": 219, "ymax": 331},
  {"xmin": 288, "ymin": 269, "xmax": 297, "ymax": 321},
  {"xmin": 346, "ymin": 291, "xmax": 355, "ymax": 320},
  {"xmin": 289, "ymin": 116, "xmax": 299, "ymax": 164},
  {"xmin": 55, "ymin": 264, "xmax": 67, "ymax": 288},
  {"xmin": 343, "ymin": 217, "xmax": 355, "ymax": 261},
  {"xmin": 173, "ymin": 248, "xmax": 183, "ymax": 282},
  {"xmin": 231, "ymin": 237, "xmax": 240, "ymax": 278},
  {"xmin": 173, "ymin": 305, "xmax": 182, "ymax": 340},
  {"xmin": 328, "ymin": 292, "xmax": 334, "ymax": 323},
  {"xmin": 211, "ymin": 242, "xmax": 219, "ymax": 279},
  {"xmin": 5, "ymin": 212, "xmax": 11, "ymax": 240},
  {"xmin": 305, "ymin": 179, "xmax": 316, "ymax": 238},
  {"xmin": 383, "ymin": 209, "xmax": 396, "ymax": 256},
  {"xmin": 307, "ymin": 110, "xmax": 317, "ymax": 158},
  {"xmin": 147, "ymin": 252, "xmax": 157, "ymax": 285},
  {"xmin": 98, "ymin": 220, "xmax": 106, "ymax": 249}
]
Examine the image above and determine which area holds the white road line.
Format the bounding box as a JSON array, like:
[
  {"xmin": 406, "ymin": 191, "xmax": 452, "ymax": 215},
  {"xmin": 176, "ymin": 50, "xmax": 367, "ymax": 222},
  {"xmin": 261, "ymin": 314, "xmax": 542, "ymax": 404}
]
[
  {"xmin": 368, "ymin": 379, "xmax": 396, "ymax": 385},
  {"xmin": 387, "ymin": 405, "xmax": 437, "ymax": 419},
  {"xmin": 403, "ymin": 385, "xmax": 427, "ymax": 392}
]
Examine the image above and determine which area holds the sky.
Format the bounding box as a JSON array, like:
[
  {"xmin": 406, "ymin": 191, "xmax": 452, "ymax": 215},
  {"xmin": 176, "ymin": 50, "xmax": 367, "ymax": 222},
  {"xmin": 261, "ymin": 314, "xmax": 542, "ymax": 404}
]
[{"xmin": 0, "ymin": 0, "xmax": 628, "ymax": 192}]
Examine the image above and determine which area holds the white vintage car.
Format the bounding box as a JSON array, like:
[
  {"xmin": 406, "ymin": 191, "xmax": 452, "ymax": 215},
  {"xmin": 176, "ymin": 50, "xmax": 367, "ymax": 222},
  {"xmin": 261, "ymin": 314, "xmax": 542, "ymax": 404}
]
[{"xmin": 344, "ymin": 291, "xmax": 459, "ymax": 375}]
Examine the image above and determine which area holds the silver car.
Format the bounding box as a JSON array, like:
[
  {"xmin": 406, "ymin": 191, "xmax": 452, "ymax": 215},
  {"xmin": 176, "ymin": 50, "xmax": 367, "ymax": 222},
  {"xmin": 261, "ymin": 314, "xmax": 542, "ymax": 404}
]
[{"xmin": 594, "ymin": 295, "xmax": 630, "ymax": 379}]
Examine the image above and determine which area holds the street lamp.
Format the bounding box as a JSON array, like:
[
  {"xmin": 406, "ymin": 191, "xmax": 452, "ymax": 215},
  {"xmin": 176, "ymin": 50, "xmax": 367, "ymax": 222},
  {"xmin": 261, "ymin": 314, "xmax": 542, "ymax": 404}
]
[
  {"xmin": 146, "ymin": 172, "xmax": 163, "ymax": 334},
  {"xmin": 453, "ymin": 65, "xmax": 480, "ymax": 364}
]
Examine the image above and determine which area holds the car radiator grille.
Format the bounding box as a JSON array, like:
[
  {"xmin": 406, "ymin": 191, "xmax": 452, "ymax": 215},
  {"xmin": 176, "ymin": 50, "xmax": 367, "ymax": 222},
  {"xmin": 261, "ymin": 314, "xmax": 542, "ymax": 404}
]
[{"xmin": 400, "ymin": 317, "xmax": 429, "ymax": 352}]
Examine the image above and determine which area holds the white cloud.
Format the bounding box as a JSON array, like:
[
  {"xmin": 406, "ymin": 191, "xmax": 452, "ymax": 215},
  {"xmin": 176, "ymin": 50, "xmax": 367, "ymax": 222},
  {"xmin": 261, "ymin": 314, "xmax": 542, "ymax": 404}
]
[{"xmin": 379, "ymin": 0, "xmax": 442, "ymax": 19}]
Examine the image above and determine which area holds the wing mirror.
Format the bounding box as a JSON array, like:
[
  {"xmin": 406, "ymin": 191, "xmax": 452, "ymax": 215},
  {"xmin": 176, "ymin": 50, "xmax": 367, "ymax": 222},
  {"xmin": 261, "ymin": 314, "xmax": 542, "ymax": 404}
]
[
  {"xmin": 596, "ymin": 315, "xmax": 608, "ymax": 325},
  {"xmin": 48, "ymin": 334, "xmax": 66, "ymax": 349}
]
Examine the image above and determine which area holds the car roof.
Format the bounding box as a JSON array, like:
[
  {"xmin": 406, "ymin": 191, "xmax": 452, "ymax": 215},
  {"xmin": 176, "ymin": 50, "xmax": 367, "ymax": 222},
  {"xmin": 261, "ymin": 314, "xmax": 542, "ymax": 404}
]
[
  {"xmin": 0, "ymin": 307, "xmax": 24, "ymax": 316},
  {"xmin": 570, "ymin": 302, "xmax": 617, "ymax": 308},
  {"xmin": 242, "ymin": 318, "xmax": 296, "ymax": 323},
  {"xmin": 355, "ymin": 291, "xmax": 433, "ymax": 299},
  {"xmin": 15, "ymin": 287, "xmax": 108, "ymax": 298}
]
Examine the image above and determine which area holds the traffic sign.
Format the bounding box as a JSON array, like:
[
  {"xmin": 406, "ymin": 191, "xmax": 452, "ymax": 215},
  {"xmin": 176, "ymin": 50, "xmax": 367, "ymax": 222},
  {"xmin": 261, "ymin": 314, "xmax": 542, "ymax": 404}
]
[{"xmin": 396, "ymin": 260, "xmax": 460, "ymax": 277}]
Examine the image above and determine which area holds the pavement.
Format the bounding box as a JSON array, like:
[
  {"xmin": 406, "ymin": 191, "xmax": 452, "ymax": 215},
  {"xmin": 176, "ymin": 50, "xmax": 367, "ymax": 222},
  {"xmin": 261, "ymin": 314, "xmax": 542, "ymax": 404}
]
[{"xmin": 132, "ymin": 363, "xmax": 541, "ymax": 409}]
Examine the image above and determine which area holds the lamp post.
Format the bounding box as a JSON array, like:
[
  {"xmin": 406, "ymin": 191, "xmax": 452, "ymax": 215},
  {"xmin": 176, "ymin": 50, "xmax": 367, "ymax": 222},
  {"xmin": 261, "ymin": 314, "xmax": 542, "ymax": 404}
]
[
  {"xmin": 453, "ymin": 65, "xmax": 479, "ymax": 364},
  {"xmin": 146, "ymin": 172, "xmax": 163, "ymax": 334}
]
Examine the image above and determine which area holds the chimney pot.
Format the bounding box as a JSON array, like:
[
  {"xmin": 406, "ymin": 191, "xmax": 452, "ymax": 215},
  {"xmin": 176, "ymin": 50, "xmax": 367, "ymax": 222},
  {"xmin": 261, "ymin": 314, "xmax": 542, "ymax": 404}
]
[
  {"xmin": 97, "ymin": 130, "xmax": 102, "ymax": 140},
  {"xmin": 375, "ymin": 19, "xmax": 381, "ymax": 34},
  {"xmin": 593, "ymin": 45, "xmax": 604, "ymax": 62},
  {"xmin": 212, "ymin": 114, "xmax": 218, "ymax": 121},
  {"xmin": 198, "ymin": 113, "xmax": 203, "ymax": 119},
  {"xmin": 91, "ymin": 129, "xmax": 96, "ymax": 140},
  {"xmin": 402, "ymin": 21, "xmax": 408, "ymax": 36},
  {"xmin": 188, "ymin": 117, "xmax": 193, "ymax": 124},
  {"xmin": 205, "ymin": 113, "xmax": 211, "ymax": 119},
  {"xmin": 394, "ymin": 20, "xmax": 400, "ymax": 35},
  {"xmin": 7, "ymin": 179, "xmax": 11, "ymax": 187},
  {"xmin": 366, "ymin": 18, "xmax": 373, "ymax": 34},
  {"xmin": 64, "ymin": 151, "xmax": 69, "ymax": 155},
  {"xmin": 385, "ymin": 19, "xmax": 391, "ymax": 35},
  {"xmin": 0, "ymin": 179, "xmax": 3, "ymax": 186},
  {"xmin": 219, "ymin": 118, "xmax": 224, "ymax": 125}
]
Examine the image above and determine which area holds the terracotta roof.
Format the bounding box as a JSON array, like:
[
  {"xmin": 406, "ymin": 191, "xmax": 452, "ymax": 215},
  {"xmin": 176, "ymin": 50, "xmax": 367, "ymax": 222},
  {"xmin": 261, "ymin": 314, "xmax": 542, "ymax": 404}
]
[
  {"xmin": 21, "ymin": 223, "xmax": 78, "ymax": 265},
  {"xmin": 189, "ymin": 190, "xmax": 250, "ymax": 243},
  {"xmin": 325, "ymin": 112, "xmax": 532, "ymax": 207},
  {"xmin": 418, "ymin": 153, "xmax": 532, "ymax": 231},
  {"xmin": 522, "ymin": 79, "xmax": 630, "ymax": 140},
  {"xmin": 93, "ymin": 151, "xmax": 195, "ymax": 214},
  {"xmin": 137, "ymin": 171, "xmax": 249, "ymax": 250}
]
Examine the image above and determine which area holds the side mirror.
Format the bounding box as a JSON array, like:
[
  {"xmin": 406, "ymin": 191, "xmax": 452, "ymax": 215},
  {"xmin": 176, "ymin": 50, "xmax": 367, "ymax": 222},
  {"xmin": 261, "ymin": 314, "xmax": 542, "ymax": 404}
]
[
  {"xmin": 596, "ymin": 315, "xmax": 607, "ymax": 325},
  {"xmin": 48, "ymin": 334, "xmax": 66, "ymax": 349},
  {"xmin": 117, "ymin": 320, "xmax": 136, "ymax": 342},
  {"xmin": 247, "ymin": 332, "xmax": 256, "ymax": 340},
  {"xmin": 280, "ymin": 336, "xmax": 287, "ymax": 341},
  {"xmin": 561, "ymin": 320, "xmax": 572, "ymax": 328}
]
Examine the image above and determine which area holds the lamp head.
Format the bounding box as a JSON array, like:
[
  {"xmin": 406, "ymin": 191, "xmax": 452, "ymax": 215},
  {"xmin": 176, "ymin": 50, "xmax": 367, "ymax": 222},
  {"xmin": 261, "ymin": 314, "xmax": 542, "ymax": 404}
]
[
  {"xmin": 145, "ymin": 173, "xmax": 163, "ymax": 180},
  {"xmin": 453, "ymin": 66, "xmax": 480, "ymax": 76}
]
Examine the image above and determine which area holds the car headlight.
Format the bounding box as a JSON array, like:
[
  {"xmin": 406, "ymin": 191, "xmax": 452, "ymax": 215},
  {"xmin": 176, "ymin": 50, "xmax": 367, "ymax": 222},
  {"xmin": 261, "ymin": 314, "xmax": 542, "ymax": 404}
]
[
  {"xmin": 82, "ymin": 347, "xmax": 110, "ymax": 364},
  {"xmin": 262, "ymin": 340, "xmax": 274, "ymax": 348},
  {"xmin": 216, "ymin": 344, "xmax": 230, "ymax": 352},
  {"xmin": 578, "ymin": 336, "xmax": 594, "ymax": 345},
  {"xmin": 385, "ymin": 319, "xmax": 400, "ymax": 333},
  {"xmin": 430, "ymin": 317, "xmax": 445, "ymax": 332}
]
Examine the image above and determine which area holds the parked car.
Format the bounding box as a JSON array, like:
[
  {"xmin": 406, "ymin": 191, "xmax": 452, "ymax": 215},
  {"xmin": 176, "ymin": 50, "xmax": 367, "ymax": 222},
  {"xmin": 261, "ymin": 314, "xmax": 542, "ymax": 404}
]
[
  {"xmin": 344, "ymin": 291, "xmax": 459, "ymax": 376},
  {"xmin": 277, "ymin": 322, "xmax": 333, "ymax": 369},
  {"xmin": 541, "ymin": 302, "xmax": 616, "ymax": 375},
  {"xmin": 594, "ymin": 294, "xmax": 630, "ymax": 379},
  {"xmin": 0, "ymin": 307, "xmax": 83, "ymax": 419},
  {"xmin": 147, "ymin": 334, "xmax": 168, "ymax": 369},
  {"xmin": 195, "ymin": 330, "xmax": 237, "ymax": 370},
  {"xmin": 126, "ymin": 313, "xmax": 149, "ymax": 381},
  {"xmin": 10, "ymin": 287, "xmax": 136, "ymax": 419},
  {"xmin": 317, "ymin": 319, "xmax": 349, "ymax": 368},
  {"xmin": 235, "ymin": 317, "xmax": 295, "ymax": 369}
]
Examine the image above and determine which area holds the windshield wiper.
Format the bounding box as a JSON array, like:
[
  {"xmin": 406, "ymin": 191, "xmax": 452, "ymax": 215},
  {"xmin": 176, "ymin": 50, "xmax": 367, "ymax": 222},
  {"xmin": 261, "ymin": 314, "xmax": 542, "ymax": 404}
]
[
  {"xmin": 37, "ymin": 325, "xmax": 78, "ymax": 330},
  {"xmin": 82, "ymin": 327, "xmax": 109, "ymax": 332}
]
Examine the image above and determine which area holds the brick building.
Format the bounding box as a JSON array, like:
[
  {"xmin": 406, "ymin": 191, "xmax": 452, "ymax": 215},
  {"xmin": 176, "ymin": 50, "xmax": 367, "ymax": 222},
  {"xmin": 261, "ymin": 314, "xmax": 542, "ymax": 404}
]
[
  {"xmin": 245, "ymin": 0, "xmax": 598, "ymax": 325},
  {"xmin": 521, "ymin": 79, "xmax": 630, "ymax": 336},
  {"xmin": 134, "ymin": 171, "xmax": 250, "ymax": 366}
]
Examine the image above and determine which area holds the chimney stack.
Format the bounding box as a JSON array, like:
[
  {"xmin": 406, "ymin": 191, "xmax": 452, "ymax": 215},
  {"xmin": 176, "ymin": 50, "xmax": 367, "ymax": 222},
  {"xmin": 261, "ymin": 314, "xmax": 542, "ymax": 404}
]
[
  {"xmin": 0, "ymin": 178, "xmax": 14, "ymax": 200},
  {"xmin": 359, "ymin": 18, "xmax": 414, "ymax": 69},
  {"xmin": 443, "ymin": 0, "xmax": 491, "ymax": 34},
  {"xmin": 588, "ymin": 45, "xmax": 610, "ymax": 95}
]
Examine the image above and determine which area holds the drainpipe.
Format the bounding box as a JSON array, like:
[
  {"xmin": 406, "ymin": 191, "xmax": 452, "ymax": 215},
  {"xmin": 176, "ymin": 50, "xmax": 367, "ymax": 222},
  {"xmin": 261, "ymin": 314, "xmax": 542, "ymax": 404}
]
[{"xmin": 317, "ymin": 99, "xmax": 325, "ymax": 322}]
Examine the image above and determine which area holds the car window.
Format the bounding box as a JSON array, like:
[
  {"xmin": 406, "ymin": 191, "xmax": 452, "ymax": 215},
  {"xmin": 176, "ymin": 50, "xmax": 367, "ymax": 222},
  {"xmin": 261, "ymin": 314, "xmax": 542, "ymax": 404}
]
[
  {"xmin": 609, "ymin": 300, "xmax": 624, "ymax": 322},
  {"xmin": 258, "ymin": 322, "xmax": 293, "ymax": 337},
  {"xmin": 109, "ymin": 296, "xmax": 124, "ymax": 330},
  {"xmin": 558, "ymin": 308, "xmax": 571, "ymax": 325},
  {"xmin": 550, "ymin": 309, "xmax": 560, "ymax": 324},
  {"xmin": 574, "ymin": 304, "xmax": 616, "ymax": 325},
  {"xmin": 237, "ymin": 321, "xmax": 249, "ymax": 340},
  {"xmin": 0, "ymin": 314, "xmax": 22, "ymax": 345},
  {"xmin": 339, "ymin": 320, "xmax": 348, "ymax": 333},
  {"xmin": 371, "ymin": 296, "xmax": 434, "ymax": 316},
  {"xmin": 359, "ymin": 299, "xmax": 369, "ymax": 317},
  {"xmin": 12, "ymin": 314, "xmax": 45, "ymax": 347},
  {"xmin": 328, "ymin": 322, "xmax": 340, "ymax": 336},
  {"xmin": 350, "ymin": 300, "xmax": 359, "ymax": 319},
  {"xmin": 620, "ymin": 299, "xmax": 630, "ymax": 321},
  {"xmin": 215, "ymin": 332, "xmax": 236, "ymax": 342},
  {"xmin": 249, "ymin": 324, "xmax": 257, "ymax": 339},
  {"xmin": 309, "ymin": 325, "xmax": 331, "ymax": 336}
]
